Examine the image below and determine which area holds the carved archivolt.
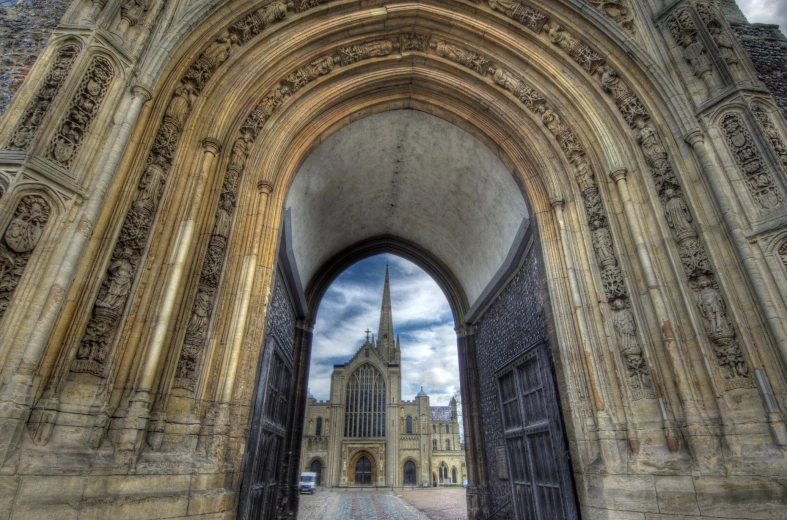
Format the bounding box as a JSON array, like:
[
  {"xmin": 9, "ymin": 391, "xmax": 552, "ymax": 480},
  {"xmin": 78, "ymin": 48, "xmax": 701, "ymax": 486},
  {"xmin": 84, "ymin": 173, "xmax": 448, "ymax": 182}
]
[
  {"xmin": 0, "ymin": 195, "xmax": 52, "ymax": 320},
  {"xmin": 720, "ymin": 113, "xmax": 782, "ymax": 210},
  {"xmin": 486, "ymin": 0, "xmax": 752, "ymax": 389},
  {"xmin": 752, "ymin": 104, "xmax": 787, "ymax": 176},
  {"xmin": 46, "ymin": 55, "xmax": 114, "ymax": 169},
  {"xmin": 8, "ymin": 43, "xmax": 82, "ymax": 151}
]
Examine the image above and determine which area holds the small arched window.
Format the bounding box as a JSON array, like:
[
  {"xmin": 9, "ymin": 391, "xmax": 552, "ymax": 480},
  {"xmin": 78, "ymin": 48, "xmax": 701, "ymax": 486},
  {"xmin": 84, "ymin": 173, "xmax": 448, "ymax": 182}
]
[
  {"xmin": 451, "ymin": 467, "xmax": 457, "ymax": 483},
  {"xmin": 445, "ymin": 424, "xmax": 449, "ymax": 434},
  {"xmin": 433, "ymin": 439, "xmax": 437, "ymax": 450},
  {"xmin": 406, "ymin": 416, "xmax": 413, "ymax": 434},
  {"xmin": 315, "ymin": 417, "xmax": 323, "ymax": 436},
  {"xmin": 432, "ymin": 424, "xmax": 436, "ymax": 433},
  {"xmin": 446, "ymin": 439, "xmax": 451, "ymax": 450}
]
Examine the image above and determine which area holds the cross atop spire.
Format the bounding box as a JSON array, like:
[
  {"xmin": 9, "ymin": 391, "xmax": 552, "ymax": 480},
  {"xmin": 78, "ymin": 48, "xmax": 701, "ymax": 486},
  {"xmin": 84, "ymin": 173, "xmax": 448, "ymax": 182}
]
[{"xmin": 365, "ymin": 328, "xmax": 371, "ymax": 342}]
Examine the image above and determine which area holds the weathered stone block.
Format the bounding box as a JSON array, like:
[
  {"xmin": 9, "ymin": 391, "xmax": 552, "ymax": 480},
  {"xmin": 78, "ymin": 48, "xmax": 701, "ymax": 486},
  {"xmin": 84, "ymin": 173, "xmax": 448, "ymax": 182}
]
[{"xmin": 654, "ymin": 476, "xmax": 700, "ymax": 516}]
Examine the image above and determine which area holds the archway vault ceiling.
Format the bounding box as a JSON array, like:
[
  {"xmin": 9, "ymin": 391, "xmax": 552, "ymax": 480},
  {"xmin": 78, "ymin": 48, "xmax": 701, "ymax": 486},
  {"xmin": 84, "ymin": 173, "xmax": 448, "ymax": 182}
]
[{"xmin": 286, "ymin": 109, "xmax": 528, "ymax": 306}]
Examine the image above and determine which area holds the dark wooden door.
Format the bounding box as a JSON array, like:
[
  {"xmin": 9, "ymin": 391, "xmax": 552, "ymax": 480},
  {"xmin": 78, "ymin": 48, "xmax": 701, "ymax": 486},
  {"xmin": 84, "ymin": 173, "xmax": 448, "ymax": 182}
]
[
  {"xmin": 310, "ymin": 460, "xmax": 322, "ymax": 486},
  {"xmin": 496, "ymin": 341, "xmax": 578, "ymax": 520},
  {"xmin": 403, "ymin": 461, "xmax": 416, "ymax": 485},
  {"xmin": 355, "ymin": 456, "xmax": 372, "ymax": 485},
  {"xmin": 238, "ymin": 337, "xmax": 293, "ymax": 520}
]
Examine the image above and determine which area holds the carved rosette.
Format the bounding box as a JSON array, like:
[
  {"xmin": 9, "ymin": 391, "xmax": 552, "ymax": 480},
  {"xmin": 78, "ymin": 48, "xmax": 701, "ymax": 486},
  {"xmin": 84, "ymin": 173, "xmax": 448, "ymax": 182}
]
[
  {"xmin": 8, "ymin": 43, "xmax": 81, "ymax": 151},
  {"xmin": 720, "ymin": 113, "xmax": 782, "ymax": 211},
  {"xmin": 172, "ymin": 37, "xmax": 397, "ymax": 391},
  {"xmin": 73, "ymin": 2, "xmax": 294, "ymax": 378},
  {"xmin": 482, "ymin": 0, "xmax": 752, "ymax": 389},
  {"xmin": 432, "ymin": 36, "xmax": 655, "ymax": 399},
  {"xmin": 752, "ymin": 105, "xmax": 787, "ymax": 176},
  {"xmin": 46, "ymin": 56, "xmax": 114, "ymax": 169},
  {"xmin": 0, "ymin": 195, "xmax": 52, "ymax": 320}
]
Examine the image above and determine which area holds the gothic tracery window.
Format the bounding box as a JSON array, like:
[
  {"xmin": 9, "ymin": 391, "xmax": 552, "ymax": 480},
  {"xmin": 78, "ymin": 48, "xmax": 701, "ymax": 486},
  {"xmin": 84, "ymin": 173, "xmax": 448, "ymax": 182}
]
[{"xmin": 344, "ymin": 363, "xmax": 386, "ymax": 437}]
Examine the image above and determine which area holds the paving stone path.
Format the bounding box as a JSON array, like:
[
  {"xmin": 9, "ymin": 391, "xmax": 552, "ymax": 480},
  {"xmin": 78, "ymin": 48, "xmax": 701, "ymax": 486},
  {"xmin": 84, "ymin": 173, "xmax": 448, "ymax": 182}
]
[{"xmin": 298, "ymin": 488, "xmax": 466, "ymax": 520}]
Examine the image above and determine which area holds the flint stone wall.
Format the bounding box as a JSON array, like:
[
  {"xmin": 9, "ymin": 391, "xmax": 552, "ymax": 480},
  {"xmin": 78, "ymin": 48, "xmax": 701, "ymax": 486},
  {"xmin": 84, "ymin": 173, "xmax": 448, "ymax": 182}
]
[
  {"xmin": 0, "ymin": 0, "xmax": 70, "ymax": 117},
  {"xmin": 730, "ymin": 22, "xmax": 787, "ymax": 120},
  {"xmin": 473, "ymin": 237, "xmax": 552, "ymax": 519}
]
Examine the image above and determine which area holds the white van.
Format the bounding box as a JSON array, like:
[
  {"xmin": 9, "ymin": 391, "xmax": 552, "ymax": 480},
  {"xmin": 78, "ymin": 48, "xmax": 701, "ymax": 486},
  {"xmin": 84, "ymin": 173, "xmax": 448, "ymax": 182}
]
[{"xmin": 299, "ymin": 472, "xmax": 317, "ymax": 494}]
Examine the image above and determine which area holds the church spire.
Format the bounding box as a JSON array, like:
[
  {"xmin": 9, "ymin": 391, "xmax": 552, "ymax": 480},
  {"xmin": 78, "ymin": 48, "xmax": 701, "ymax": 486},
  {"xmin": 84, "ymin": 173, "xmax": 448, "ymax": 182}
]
[{"xmin": 377, "ymin": 263, "xmax": 396, "ymax": 361}]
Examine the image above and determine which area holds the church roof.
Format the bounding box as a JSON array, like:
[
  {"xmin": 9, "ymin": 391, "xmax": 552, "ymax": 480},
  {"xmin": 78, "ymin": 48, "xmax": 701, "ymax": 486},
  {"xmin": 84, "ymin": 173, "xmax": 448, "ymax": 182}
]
[{"xmin": 430, "ymin": 406, "xmax": 453, "ymax": 421}]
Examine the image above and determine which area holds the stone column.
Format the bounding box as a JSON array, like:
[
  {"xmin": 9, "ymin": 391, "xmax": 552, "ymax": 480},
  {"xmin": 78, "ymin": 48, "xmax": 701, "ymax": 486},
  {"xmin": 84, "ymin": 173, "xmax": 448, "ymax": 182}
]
[
  {"xmin": 609, "ymin": 168, "xmax": 687, "ymax": 452},
  {"xmin": 117, "ymin": 137, "xmax": 221, "ymax": 456},
  {"xmin": 456, "ymin": 328, "xmax": 490, "ymax": 519},
  {"xmin": 281, "ymin": 320, "xmax": 313, "ymax": 517},
  {"xmin": 221, "ymin": 181, "xmax": 274, "ymax": 403},
  {"xmin": 0, "ymin": 85, "xmax": 152, "ymax": 464},
  {"xmin": 686, "ymin": 130, "xmax": 787, "ymax": 370}
]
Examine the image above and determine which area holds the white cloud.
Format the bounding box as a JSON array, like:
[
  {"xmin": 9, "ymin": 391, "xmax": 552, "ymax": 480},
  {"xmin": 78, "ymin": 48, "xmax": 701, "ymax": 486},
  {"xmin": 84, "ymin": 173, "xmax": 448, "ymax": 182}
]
[
  {"xmin": 737, "ymin": 0, "xmax": 787, "ymax": 33},
  {"xmin": 307, "ymin": 255, "xmax": 460, "ymax": 406}
]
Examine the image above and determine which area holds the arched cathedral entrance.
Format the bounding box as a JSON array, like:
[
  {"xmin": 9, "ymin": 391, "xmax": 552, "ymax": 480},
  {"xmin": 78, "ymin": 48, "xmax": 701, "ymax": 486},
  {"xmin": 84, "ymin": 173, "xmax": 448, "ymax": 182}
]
[{"xmin": 0, "ymin": 0, "xmax": 786, "ymax": 519}]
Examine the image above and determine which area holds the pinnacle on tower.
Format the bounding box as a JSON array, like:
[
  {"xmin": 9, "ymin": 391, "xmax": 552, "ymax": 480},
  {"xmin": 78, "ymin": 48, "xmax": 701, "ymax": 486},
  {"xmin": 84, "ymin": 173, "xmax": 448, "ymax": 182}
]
[{"xmin": 377, "ymin": 263, "xmax": 395, "ymax": 361}]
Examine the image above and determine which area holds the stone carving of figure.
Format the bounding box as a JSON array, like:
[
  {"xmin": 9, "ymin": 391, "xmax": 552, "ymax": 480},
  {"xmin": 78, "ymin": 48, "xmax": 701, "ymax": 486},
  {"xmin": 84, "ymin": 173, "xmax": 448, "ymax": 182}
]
[
  {"xmin": 683, "ymin": 40, "xmax": 712, "ymax": 79},
  {"xmin": 166, "ymin": 83, "xmax": 193, "ymax": 127},
  {"xmin": 214, "ymin": 196, "xmax": 234, "ymax": 239},
  {"xmin": 202, "ymin": 32, "xmax": 237, "ymax": 71},
  {"xmin": 600, "ymin": 67, "xmax": 631, "ymax": 102},
  {"xmin": 591, "ymin": 227, "xmax": 616, "ymax": 268},
  {"xmin": 696, "ymin": 276, "xmax": 732, "ymax": 336},
  {"xmin": 135, "ymin": 155, "xmax": 167, "ymax": 214},
  {"xmin": 611, "ymin": 300, "xmax": 653, "ymax": 393},
  {"xmin": 664, "ymin": 187, "xmax": 695, "ymax": 240},
  {"xmin": 96, "ymin": 256, "xmax": 134, "ymax": 311},
  {"xmin": 120, "ymin": 0, "xmax": 149, "ymax": 27},
  {"xmin": 230, "ymin": 132, "xmax": 253, "ymax": 171},
  {"xmin": 541, "ymin": 109, "xmax": 564, "ymax": 137},
  {"xmin": 184, "ymin": 289, "xmax": 213, "ymax": 345},
  {"xmin": 574, "ymin": 160, "xmax": 595, "ymax": 194},
  {"xmin": 712, "ymin": 31, "xmax": 738, "ymax": 65},
  {"xmin": 635, "ymin": 120, "xmax": 667, "ymax": 166}
]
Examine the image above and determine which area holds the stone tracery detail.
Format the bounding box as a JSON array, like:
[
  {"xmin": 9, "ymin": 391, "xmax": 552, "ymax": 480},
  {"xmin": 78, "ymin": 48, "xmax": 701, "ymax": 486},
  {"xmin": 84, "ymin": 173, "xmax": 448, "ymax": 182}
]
[
  {"xmin": 720, "ymin": 113, "xmax": 782, "ymax": 210},
  {"xmin": 694, "ymin": 0, "xmax": 738, "ymax": 67},
  {"xmin": 8, "ymin": 43, "xmax": 81, "ymax": 151},
  {"xmin": 484, "ymin": 0, "xmax": 752, "ymax": 389},
  {"xmin": 46, "ymin": 56, "xmax": 114, "ymax": 169},
  {"xmin": 752, "ymin": 104, "xmax": 787, "ymax": 176},
  {"xmin": 0, "ymin": 196, "xmax": 51, "ymax": 320}
]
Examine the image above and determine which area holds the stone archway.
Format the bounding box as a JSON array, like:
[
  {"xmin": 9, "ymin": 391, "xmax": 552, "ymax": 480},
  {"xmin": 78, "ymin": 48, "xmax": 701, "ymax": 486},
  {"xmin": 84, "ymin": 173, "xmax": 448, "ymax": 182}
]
[
  {"xmin": 0, "ymin": 1, "xmax": 785, "ymax": 520},
  {"xmin": 348, "ymin": 449, "xmax": 378, "ymax": 486}
]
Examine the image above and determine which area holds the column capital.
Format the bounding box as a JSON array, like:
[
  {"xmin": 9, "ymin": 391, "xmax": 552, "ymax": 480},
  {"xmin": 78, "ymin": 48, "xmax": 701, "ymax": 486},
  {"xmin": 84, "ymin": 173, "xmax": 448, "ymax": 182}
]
[
  {"xmin": 609, "ymin": 168, "xmax": 628, "ymax": 182},
  {"xmin": 131, "ymin": 84, "xmax": 152, "ymax": 102},
  {"xmin": 549, "ymin": 196, "xmax": 565, "ymax": 209},
  {"xmin": 258, "ymin": 180, "xmax": 274, "ymax": 194},
  {"xmin": 684, "ymin": 129, "xmax": 705, "ymax": 148},
  {"xmin": 201, "ymin": 137, "xmax": 222, "ymax": 155}
]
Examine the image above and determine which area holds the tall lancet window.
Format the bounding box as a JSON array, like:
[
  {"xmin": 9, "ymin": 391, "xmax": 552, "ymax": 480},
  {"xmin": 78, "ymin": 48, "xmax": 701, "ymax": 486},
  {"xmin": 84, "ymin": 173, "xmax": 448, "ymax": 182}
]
[{"xmin": 344, "ymin": 363, "xmax": 386, "ymax": 437}]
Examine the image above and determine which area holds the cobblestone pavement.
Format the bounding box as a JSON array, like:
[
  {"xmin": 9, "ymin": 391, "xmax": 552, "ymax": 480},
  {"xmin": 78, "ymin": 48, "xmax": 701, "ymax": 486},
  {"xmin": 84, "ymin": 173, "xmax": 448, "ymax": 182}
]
[{"xmin": 297, "ymin": 488, "xmax": 467, "ymax": 520}]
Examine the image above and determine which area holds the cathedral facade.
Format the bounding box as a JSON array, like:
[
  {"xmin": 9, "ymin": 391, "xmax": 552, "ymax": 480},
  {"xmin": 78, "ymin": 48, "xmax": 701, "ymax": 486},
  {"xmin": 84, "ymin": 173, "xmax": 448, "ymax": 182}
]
[{"xmin": 300, "ymin": 267, "xmax": 466, "ymax": 487}]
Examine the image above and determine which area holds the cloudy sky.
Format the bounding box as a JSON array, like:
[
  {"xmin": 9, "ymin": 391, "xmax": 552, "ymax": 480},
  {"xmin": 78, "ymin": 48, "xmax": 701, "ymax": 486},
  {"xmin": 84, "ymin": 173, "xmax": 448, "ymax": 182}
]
[
  {"xmin": 307, "ymin": 254, "xmax": 459, "ymax": 406},
  {"xmin": 738, "ymin": 0, "xmax": 787, "ymax": 34}
]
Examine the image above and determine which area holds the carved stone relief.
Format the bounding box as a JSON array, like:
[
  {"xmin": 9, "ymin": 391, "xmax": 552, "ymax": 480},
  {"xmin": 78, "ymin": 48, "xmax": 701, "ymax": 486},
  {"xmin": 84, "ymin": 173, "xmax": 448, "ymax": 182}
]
[
  {"xmin": 73, "ymin": 2, "xmax": 294, "ymax": 378},
  {"xmin": 753, "ymin": 104, "xmax": 787, "ymax": 176},
  {"xmin": 779, "ymin": 240, "xmax": 787, "ymax": 273},
  {"xmin": 8, "ymin": 43, "xmax": 81, "ymax": 151},
  {"xmin": 0, "ymin": 195, "xmax": 51, "ymax": 320},
  {"xmin": 720, "ymin": 113, "xmax": 782, "ymax": 210},
  {"xmin": 484, "ymin": 0, "xmax": 752, "ymax": 389},
  {"xmin": 46, "ymin": 56, "xmax": 114, "ymax": 169},
  {"xmin": 586, "ymin": 0, "xmax": 635, "ymax": 34},
  {"xmin": 694, "ymin": 0, "xmax": 738, "ymax": 67},
  {"xmin": 119, "ymin": 0, "xmax": 150, "ymax": 29},
  {"xmin": 667, "ymin": 9, "xmax": 714, "ymax": 87},
  {"xmin": 433, "ymin": 35, "xmax": 655, "ymax": 400}
]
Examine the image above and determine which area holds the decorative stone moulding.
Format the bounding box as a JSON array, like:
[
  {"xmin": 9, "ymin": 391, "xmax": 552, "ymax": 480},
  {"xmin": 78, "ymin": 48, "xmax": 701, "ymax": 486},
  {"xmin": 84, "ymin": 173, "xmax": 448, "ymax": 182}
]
[
  {"xmin": 7, "ymin": 43, "xmax": 82, "ymax": 151},
  {"xmin": 0, "ymin": 195, "xmax": 52, "ymax": 320},
  {"xmin": 720, "ymin": 112, "xmax": 782, "ymax": 211},
  {"xmin": 46, "ymin": 55, "xmax": 114, "ymax": 169},
  {"xmin": 486, "ymin": 0, "xmax": 753, "ymax": 390}
]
